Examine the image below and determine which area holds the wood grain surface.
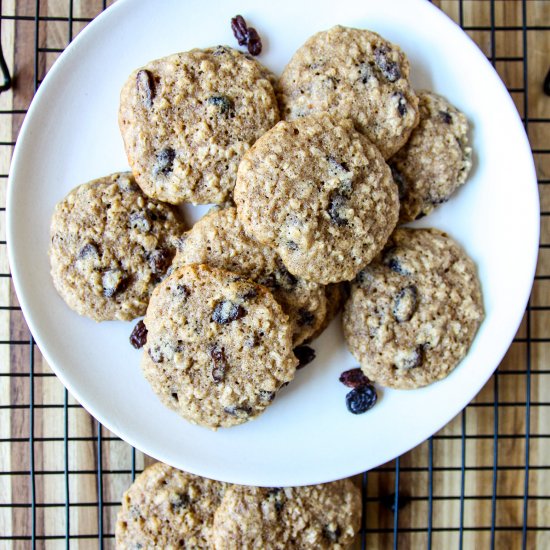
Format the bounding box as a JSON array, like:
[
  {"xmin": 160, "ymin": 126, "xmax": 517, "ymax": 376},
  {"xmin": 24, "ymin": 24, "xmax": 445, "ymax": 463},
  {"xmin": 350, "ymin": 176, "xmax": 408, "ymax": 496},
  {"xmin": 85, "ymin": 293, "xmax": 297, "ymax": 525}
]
[{"xmin": 0, "ymin": 1, "xmax": 548, "ymax": 548}]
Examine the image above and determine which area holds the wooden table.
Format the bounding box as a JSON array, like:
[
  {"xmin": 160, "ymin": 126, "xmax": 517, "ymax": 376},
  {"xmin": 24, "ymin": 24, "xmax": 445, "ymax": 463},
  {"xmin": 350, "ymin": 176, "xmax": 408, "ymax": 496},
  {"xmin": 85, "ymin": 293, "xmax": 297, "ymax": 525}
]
[{"xmin": 0, "ymin": 1, "xmax": 548, "ymax": 548}]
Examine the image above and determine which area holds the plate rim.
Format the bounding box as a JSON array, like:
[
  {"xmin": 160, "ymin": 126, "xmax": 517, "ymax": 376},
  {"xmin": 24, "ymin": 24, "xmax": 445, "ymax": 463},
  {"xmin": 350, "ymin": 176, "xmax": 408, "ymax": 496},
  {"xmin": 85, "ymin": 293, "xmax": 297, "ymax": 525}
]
[{"xmin": 6, "ymin": 0, "xmax": 540, "ymax": 485}]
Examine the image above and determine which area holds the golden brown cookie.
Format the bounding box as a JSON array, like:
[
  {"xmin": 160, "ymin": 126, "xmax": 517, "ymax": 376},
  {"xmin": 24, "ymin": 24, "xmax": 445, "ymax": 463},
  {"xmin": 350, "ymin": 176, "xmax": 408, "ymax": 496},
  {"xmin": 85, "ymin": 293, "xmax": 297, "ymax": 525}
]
[
  {"xmin": 212, "ymin": 480, "xmax": 361, "ymax": 549},
  {"xmin": 49, "ymin": 172, "xmax": 183, "ymax": 321},
  {"xmin": 278, "ymin": 26, "xmax": 419, "ymax": 159},
  {"xmin": 234, "ymin": 114, "xmax": 399, "ymax": 284},
  {"xmin": 142, "ymin": 264, "xmax": 298, "ymax": 429},
  {"xmin": 390, "ymin": 91, "xmax": 473, "ymax": 222},
  {"xmin": 115, "ymin": 462, "xmax": 225, "ymax": 549},
  {"xmin": 119, "ymin": 47, "xmax": 279, "ymax": 205},
  {"xmin": 343, "ymin": 228, "xmax": 484, "ymax": 389}
]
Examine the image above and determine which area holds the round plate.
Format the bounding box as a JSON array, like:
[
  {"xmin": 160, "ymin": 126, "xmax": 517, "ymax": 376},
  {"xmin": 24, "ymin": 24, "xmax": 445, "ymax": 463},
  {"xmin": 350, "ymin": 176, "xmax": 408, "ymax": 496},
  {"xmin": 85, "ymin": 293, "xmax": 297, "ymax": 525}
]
[{"xmin": 7, "ymin": 0, "xmax": 539, "ymax": 486}]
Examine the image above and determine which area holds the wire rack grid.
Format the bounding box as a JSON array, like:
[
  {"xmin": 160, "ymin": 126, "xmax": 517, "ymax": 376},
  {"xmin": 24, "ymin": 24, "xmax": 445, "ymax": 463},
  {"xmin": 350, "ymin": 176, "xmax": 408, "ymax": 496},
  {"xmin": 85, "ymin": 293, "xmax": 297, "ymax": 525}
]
[{"xmin": 0, "ymin": 0, "xmax": 549, "ymax": 549}]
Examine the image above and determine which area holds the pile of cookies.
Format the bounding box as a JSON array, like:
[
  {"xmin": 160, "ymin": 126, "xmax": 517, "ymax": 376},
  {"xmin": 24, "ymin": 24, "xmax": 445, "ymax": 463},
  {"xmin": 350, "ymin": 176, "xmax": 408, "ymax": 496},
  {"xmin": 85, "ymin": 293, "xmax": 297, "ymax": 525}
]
[
  {"xmin": 49, "ymin": 23, "xmax": 484, "ymax": 431},
  {"xmin": 115, "ymin": 461, "xmax": 361, "ymax": 549}
]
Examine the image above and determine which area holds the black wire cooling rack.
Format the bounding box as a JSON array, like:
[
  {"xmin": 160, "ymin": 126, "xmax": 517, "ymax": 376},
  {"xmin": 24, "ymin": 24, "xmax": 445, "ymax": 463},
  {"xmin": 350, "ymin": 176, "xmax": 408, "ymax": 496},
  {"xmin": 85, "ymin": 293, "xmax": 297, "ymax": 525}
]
[{"xmin": 1, "ymin": 1, "xmax": 549, "ymax": 548}]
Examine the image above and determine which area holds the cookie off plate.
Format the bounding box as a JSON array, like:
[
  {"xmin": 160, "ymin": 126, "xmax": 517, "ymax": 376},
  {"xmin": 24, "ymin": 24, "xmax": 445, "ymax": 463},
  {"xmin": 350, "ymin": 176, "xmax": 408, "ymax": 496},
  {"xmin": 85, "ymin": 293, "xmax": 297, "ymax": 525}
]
[{"xmin": 7, "ymin": 0, "xmax": 538, "ymax": 486}]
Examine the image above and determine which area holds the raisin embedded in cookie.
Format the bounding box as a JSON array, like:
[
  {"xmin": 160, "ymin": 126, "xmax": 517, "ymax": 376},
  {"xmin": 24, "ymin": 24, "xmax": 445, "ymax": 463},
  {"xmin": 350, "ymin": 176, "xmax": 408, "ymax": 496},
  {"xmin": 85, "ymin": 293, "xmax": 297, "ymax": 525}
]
[
  {"xmin": 343, "ymin": 228, "xmax": 484, "ymax": 389},
  {"xmin": 389, "ymin": 91, "xmax": 473, "ymax": 222},
  {"xmin": 115, "ymin": 462, "xmax": 226, "ymax": 549},
  {"xmin": 278, "ymin": 25, "xmax": 419, "ymax": 159},
  {"xmin": 142, "ymin": 264, "xmax": 298, "ymax": 429},
  {"xmin": 49, "ymin": 172, "xmax": 183, "ymax": 322},
  {"xmin": 234, "ymin": 113, "xmax": 399, "ymax": 285},
  {"xmin": 119, "ymin": 47, "xmax": 279, "ymax": 205},
  {"xmin": 171, "ymin": 206, "xmax": 328, "ymax": 345},
  {"xmin": 212, "ymin": 480, "xmax": 361, "ymax": 550}
]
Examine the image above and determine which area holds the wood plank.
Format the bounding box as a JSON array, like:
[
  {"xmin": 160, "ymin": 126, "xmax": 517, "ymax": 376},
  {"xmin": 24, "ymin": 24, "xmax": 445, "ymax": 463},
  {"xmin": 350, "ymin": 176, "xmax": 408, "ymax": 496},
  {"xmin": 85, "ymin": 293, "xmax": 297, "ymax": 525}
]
[{"xmin": 0, "ymin": 4, "xmax": 16, "ymax": 549}]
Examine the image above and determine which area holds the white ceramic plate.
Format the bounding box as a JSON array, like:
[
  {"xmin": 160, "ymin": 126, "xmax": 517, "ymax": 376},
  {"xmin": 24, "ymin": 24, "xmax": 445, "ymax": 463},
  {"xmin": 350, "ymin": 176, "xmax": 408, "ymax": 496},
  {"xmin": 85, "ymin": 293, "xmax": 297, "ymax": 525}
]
[{"xmin": 8, "ymin": 0, "xmax": 539, "ymax": 486}]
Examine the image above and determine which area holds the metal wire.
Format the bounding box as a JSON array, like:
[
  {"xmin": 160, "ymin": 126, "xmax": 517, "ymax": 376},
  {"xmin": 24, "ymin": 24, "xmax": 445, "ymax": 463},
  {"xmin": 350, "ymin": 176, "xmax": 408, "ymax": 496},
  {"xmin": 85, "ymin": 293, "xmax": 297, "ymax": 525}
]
[{"xmin": 0, "ymin": 0, "xmax": 548, "ymax": 546}]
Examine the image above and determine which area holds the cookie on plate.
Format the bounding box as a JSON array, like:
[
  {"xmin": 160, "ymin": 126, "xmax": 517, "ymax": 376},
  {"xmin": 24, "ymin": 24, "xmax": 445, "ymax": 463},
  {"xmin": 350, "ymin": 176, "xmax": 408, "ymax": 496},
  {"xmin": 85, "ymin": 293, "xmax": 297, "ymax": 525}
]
[
  {"xmin": 390, "ymin": 91, "xmax": 473, "ymax": 222},
  {"xmin": 119, "ymin": 46, "xmax": 279, "ymax": 205},
  {"xmin": 142, "ymin": 264, "xmax": 298, "ymax": 429},
  {"xmin": 171, "ymin": 206, "xmax": 328, "ymax": 345},
  {"xmin": 234, "ymin": 113, "xmax": 399, "ymax": 284},
  {"xmin": 343, "ymin": 228, "xmax": 484, "ymax": 389},
  {"xmin": 49, "ymin": 172, "xmax": 183, "ymax": 321},
  {"xmin": 278, "ymin": 25, "xmax": 419, "ymax": 159},
  {"xmin": 212, "ymin": 480, "xmax": 361, "ymax": 550},
  {"xmin": 115, "ymin": 462, "xmax": 225, "ymax": 549}
]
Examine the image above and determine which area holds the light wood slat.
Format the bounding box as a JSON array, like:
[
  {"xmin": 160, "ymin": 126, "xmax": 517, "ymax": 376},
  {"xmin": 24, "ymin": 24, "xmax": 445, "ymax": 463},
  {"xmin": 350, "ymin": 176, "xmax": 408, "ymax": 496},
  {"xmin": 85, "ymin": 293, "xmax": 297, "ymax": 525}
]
[{"xmin": 0, "ymin": 4, "xmax": 16, "ymax": 549}]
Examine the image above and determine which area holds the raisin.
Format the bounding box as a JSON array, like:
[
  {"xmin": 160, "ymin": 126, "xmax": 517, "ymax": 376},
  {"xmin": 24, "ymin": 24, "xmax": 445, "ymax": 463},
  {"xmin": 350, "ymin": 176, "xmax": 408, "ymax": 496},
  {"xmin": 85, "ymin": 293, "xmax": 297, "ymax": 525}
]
[
  {"xmin": 77, "ymin": 242, "xmax": 98, "ymax": 260},
  {"xmin": 211, "ymin": 301, "xmax": 247, "ymax": 324},
  {"xmin": 210, "ymin": 346, "xmax": 228, "ymax": 383},
  {"xmin": 428, "ymin": 194, "xmax": 450, "ymax": 206},
  {"xmin": 339, "ymin": 368, "xmax": 371, "ymax": 389},
  {"xmin": 102, "ymin": 269, "xmax": 127, "ymax": 298},
  {"xmin": 355, "ymin": 270, "xmax": 370, "ymax": 286},
  {"xmin": 266, "ymin": 488, "xmax": 285, "ymax": 512},
  {"xmin": 148, "ymin": 248, "xmax": 173, "ymax": 275},
  {"xmin": 390, "ymin": 165, "xmax": 407, "ymax": 201},
  {"xmin": 388, "ymin": 257, "xmax": 405, "ymax": 274},
  {"xmin": 439, "ymin": 110, "xmax": 453, "ymax": 124},
  {"xmin": 328, "ymin": 192, "xmax": 349, "ymax": 226},
  {"xmin": 287, "ymin": 241, "xmax": 298, "ymax": 251},
  {"xmin": 148, "ymin": 346, "xmax": 164, "ymax": 364},
  {"xmin": 323, "ymin": 525, "xmax": 342, "ymax": 542},
  {"xmin": 241, "ymin": 288, "xmax": 258, "ymax": 300},
  {"xmin": 293, "ymin": 345, "xmax": 316, "ymax": 369},
  {"xmin": 394, "ymin": 92, "xmax": 407, "ymax": 116},
  {"xmin": 346, "ymin": 385, "xmax": 377, "ymax": 414},
  {"xmin": 259, "ymin": 390, "xmax": 276, "ymax": 402},
  {"xmin": 393, "ymin": 285, "xmax": 418, "ymax": 323},
  {"xmin": 171, "ymin": 392, "xmax": 179, "ymax": 402},
  {"xmin": 374, "ymin": 47, "xmax": 401, "ymax": 82},
  {"xmin": 175, "ymin": 284, "xmax": 190, "ymax": 298},
  {"xmin": 327, "ymin": 157, "xmax": 353, "ymax": 199},
  {"xmin": 245, "ymin": 334, "xmax": 259, "ymax": 348},
  {"xmin": 129, "ymin": 212, "xmax": 151, "ymax": 232},
  {"xmin": 383, "ymin": 248, "xmax": 411, "ymax": 276},
  {"xmin": 327, "ymin": 156, "xmax": 349, "ymax": 174},
  {"xmin": 231, "ymin": 15, "xmax": 248, "ymax": 45},
  {"xmin": 172, "ymin": 493, "xmax": 189, "ymax": 510},
  {"xmin": 247, "ymin": 28, "xmax": 262, "ymax": 56},
  {"xmin": 155, "ymin": 148, "xmax": 176, "ymax": 175},
  {"xmin": 129, "ymin": 320, "xmax": 148, "ymax": 349},
  {"xmin": 136, "ymin": 69, "xmax": 156, "ymax": 108},
  {"xmin": 213, "ymin": 45, "xmax": 229, "ymax": 56},
  {"xmin": 224, "ymin": 405, "xmax": 252, "ymax": 418},
  {"xmin": 394, "ymin": 346, "xmax": 423, "ymax": 369},
  {"xmin": 207, "ymin": 95, "xmax": 234, "ymax": 116},
  {"xmin": 381, "ymin": 492, "xmax": 411, "ymax": 512},
  {"xmin": 230, "ymin": 14, "xmax": 262, "ymax": 56},
  {"xmin": 297, "ymin": 309, "xmax": 315, "ymax": 327}
]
